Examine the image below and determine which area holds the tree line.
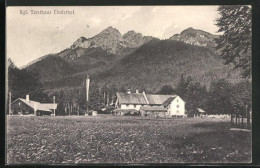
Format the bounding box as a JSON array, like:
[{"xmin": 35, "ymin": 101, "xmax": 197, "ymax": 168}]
[
  {"xmin": 156, "ymin": 75, "xmax": 251, "ymax": 116},
  {"xmin": 8, "ymin": 59, "xmax": 251, "ymax": 117}
]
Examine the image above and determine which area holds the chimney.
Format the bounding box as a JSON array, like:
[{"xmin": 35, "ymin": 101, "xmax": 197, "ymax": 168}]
[
  {"xmin": 136, "ymin": 90, "xmax": 139, "ymax": 93},
  {"xmin": 127, "ymin": 89, "xmax": 131, "ymax": 94},
  {"xmin": 26, "ymin": 95, "xmax": 29, "ymax": 102}
]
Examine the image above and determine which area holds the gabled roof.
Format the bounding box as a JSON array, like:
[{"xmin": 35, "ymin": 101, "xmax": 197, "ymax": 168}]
[
  {"xmin": 12, "ymin": 98, "xmax": 57, "ymax": 112},
  {"xmin": 116, "ymin": 92, "xmax": 181, "ymax": 106},
  {"xmin": 41, "ymin": 103, "xmax": 58, "ymax": 110},
  {"xmin": 116, "ymin": 92, "xmax": 148, "ymax": 105},
  {"xmin": 197, "ymin": 108, "xmax": 205, "ymax": 113},
  {"xmin": 146, "ymin": 94, "xmax": 173, "ymax": 105},
  {"xmin": 140, "ymin": 106, "xmax": 167, "ymax": 112},
  {"xmin": 162, "ymin": 96, "xmax": 177, "ymax": 107}
]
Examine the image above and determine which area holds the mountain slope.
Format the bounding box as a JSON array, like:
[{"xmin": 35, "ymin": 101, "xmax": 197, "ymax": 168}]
[
  {"xmin": 94, "ymin": 39, "xmax": 239, "ymax": 92},
  {"xmin": 43, "ymin": 39, "xmax": 240, "ymax": 92},
  {"xmin": 25, "ymin": 55, "xmax": 78, "ymax": 82}
]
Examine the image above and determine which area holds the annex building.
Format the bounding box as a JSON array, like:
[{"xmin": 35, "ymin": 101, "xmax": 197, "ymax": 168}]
[{"xmin": 10, "ymin": 95, "xmax": 57, "ymax": 116}]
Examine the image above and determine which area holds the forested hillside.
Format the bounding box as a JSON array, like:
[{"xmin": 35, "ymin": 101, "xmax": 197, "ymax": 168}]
[
  {"xmin": 25, "ymin": 55, "xmax": 78, "ymax": 82},
  {"xmin": 42, "ymin": 39, "xmax": 240, "ymax": 93}
]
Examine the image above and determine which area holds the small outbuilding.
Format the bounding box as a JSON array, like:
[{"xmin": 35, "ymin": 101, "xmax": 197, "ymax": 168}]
[
  {"xmin": 10, "ymin": 95, "xmax": 57, "ymax": 116},
  {"xmin": 194, "ymin": 108, "xmax": 206, "ymax": 117}
]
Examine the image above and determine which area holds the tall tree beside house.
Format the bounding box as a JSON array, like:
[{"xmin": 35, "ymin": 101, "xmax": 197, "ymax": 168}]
[
  {"xmin": 183, "ymin": 81, "xmax": 208, "ymax": 116},
  {"xmin": 215, "ymin": 5, "xmax": 252, "ymax": 79},
  {"xmin": 174, "ymin": 75, "xmax": 209, "ymax": 116},
  {"xmin": 175, "ymin": 75, "xmax": 193, "ymax": 97},
  {"xmin": 208, "ymin": 79, "xmax": 233, "ymax": 114}
]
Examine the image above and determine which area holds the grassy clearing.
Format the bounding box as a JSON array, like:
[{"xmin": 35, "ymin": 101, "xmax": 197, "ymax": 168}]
[{"xmin": 6, "ymin": 115, "xmax": 251, "ymax": 164}]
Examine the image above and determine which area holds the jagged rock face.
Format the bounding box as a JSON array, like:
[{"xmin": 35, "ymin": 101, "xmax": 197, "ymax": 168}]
[
  {"xmin": 71, "ymin": 37, "xmax": 92, "ymax": 49},
  {"xmin": 169, "ymin": 27, "xmax": 218, "ymax": 48},
  {"xmin": 70, "ymin": 27, "xmax": 155, "ymax": 56},
  {"xmin": 70, "ymin": 26, "xmax": 124, "ymax": 54},
  {"xmin": 122, "ymin": 31, "xmax": 145, "ymax": 48},
  {"xmin": 91, "ymin": 26, "xmax": 124, "ymax": 54}
]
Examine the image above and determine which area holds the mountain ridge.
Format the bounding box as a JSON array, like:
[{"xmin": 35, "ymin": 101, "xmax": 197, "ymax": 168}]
[
  {"xmin": 69, "ymin": 26, "xmax": 158, "ymax": 55},
  {"xmin": 22, "ymin": 27, "xmax": 218, "ymax": 69},
  {"xmin": 22, "ymin": 26, "xmax": 240, "ymax": 94}
]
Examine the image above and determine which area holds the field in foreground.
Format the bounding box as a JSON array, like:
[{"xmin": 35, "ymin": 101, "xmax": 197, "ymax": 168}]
[{"xmin": 7, "ymin": 115, "xmax": 251, "ymax": 164}]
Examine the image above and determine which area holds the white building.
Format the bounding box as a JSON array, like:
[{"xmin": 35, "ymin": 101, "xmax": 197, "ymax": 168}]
[
  {"xmin": 115, "ymin": 90, "xmax": 186, "ymax": 117},
  {"xmin": 162, "ymin": 95, "xmax": 185, "ymax": 116}
]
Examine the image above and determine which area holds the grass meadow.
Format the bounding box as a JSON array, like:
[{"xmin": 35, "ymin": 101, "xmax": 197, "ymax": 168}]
[{"xmin": 6, "ymin": 115, "xmax": 251, "ymax": 164}]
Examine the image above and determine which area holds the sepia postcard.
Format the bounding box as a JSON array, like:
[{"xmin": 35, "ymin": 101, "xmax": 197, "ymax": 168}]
[{"xmin": 6, "ymin": 5, "xmax": 252, "ymax": 165}]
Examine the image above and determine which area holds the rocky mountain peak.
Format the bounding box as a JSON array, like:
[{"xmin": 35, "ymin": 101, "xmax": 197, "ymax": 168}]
[
  {"xmin": 97, "ymin": 26, "xmax": 122, "ymax": 38},
  {"xmin": 182, "ymin": 27, "xmax": 194, "ymax": 32},
  {"xmin": 123, "ymin": 30, "xmax": 143, "ymax": 38},
  {"xmin": 69, "ymin": 26, "xmax": 157, "ymax": 55},
  {"xmin": 169, "ymin": 27, "xmax": 217, "ymax": 48},
  {"xmin": 122, "ymin": 30, "xmax": 145, "ymax": 48}
]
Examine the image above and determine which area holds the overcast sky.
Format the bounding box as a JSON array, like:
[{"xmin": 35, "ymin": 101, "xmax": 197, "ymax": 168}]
[{"xmin": 7, "ymin": 6, "xmax": 220, "ymax": 68}]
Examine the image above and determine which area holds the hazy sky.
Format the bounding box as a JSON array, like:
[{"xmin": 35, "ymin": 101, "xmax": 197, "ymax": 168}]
[{"xmin": 7, "ymin": 6, "xmax": 220, "ymax": 67}]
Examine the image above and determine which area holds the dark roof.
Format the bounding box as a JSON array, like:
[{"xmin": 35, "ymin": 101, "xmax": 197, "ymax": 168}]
[
  {"xmin": 116, "ymin": 92, "xmax": 177, "ymax": 105},
  {"xmin": 140, "ymin": 106, "xmax": 167, "ymax": 112},
  {"xmin": 162, "ymin": 96, "xmax": 177, "ymax": 107},
  {"xmin": 12, "ymin": 98, "xmax": 57, "ymax": 112},
  {"xmin": 116, "ymin": 92, "xmax": 148, "ymax": 105},
  {"xmin": 146, "ymin": 94, "xmax": 173, "ymax": 105}
]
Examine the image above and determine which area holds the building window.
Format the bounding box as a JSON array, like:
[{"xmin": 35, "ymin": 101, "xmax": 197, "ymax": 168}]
[
  {"xmin": 176, "ymin": 110, "xmax": 179, "ymax": 113},
  {"xmin": 134, "ymin": 105, "xmax": 136, "ymax": 108},
  {"xmin": 177, "ymin": 105, "xmax": 179, "ymax": 108}
]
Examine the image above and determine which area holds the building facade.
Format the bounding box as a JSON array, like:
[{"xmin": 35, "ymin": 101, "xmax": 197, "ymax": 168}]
[
  {"xmin": 115, "ymin": 90, "xmax": 186, "ymax": 117},
  {"xmin": 10, "ymin": 95, "xmax": 57, "ymax": 116},
  {"xmin": 163, "ymin": 96, "xmax": 185, "ymax": 116}
]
